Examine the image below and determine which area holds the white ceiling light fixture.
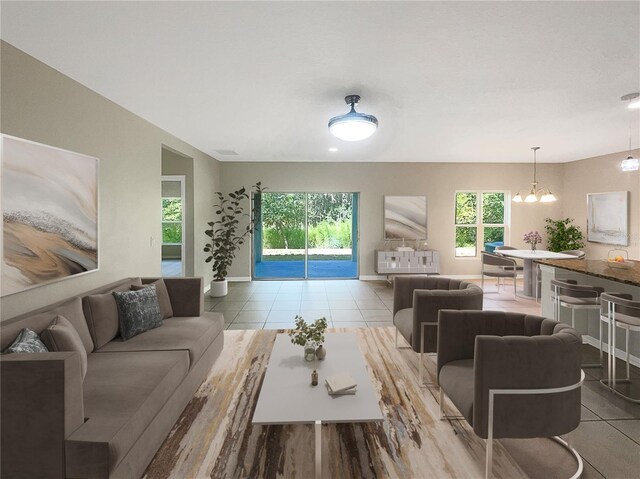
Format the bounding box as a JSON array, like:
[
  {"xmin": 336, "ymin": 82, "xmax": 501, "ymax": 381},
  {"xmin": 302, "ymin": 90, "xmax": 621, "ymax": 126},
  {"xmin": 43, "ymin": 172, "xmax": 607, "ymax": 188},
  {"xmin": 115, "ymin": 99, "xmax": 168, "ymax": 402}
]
[
  {"xmin": 620, "ymin": 92, "xmax": 639, "ymax": 171},
  {"xmin": 328, "ymin": 95, "xmax": 378, "ymax": 141},
  {"xmin": 513, "ymin": 147, "xmax": 557, "ymax": 204}
]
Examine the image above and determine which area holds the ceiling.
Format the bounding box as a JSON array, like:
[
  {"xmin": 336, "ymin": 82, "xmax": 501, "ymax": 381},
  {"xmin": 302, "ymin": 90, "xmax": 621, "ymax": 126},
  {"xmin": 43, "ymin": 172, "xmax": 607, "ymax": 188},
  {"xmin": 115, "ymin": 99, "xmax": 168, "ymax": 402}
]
[{"xmin": 2, "ymin": 1, "xmax": 639, "ymax": 163}]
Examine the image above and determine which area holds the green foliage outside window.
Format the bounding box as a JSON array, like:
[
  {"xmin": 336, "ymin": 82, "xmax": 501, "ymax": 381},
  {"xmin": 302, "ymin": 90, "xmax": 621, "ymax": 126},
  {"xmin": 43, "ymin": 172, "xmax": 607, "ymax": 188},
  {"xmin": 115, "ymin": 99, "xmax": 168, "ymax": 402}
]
[
  {"xmin": 455, "ymin": 192, "xmax": 477, "ymax": 224},
  {"xmin": 482, "ymin": 192, "xmax": 505, "ymax": 224},
  {"xmin": 260, "ymin": 193, "xmax": 353, "ymax": 249},
  {"xmin": 162, "ymin": 198, "xmax": 182, "ymax": 221},
  {"xmin": 162, "ymin": 223, "xmax": 182, "ymax": 244},
  {"xmin": 455, "ymin": 192, "xmax": 506, "ymax": 256}
]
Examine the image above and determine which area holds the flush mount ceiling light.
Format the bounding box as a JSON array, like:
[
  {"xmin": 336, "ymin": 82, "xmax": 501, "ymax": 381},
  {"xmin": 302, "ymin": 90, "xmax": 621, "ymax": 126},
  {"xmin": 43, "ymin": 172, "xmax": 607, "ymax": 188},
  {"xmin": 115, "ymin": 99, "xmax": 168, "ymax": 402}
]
[
  {"xmin": 513, "ymin": 147, "xmax": 557, "ymax": 204},
  {"xmin": 621, "ymin": 93, "xmax": 639, "ymax": 171},
  {"xmin": 328, "ymin": 95, "xmax": 378, "ymax": 141},
  {"xmin": 622, "ymin": 92, "xmax": 640, "ymax": 110}
]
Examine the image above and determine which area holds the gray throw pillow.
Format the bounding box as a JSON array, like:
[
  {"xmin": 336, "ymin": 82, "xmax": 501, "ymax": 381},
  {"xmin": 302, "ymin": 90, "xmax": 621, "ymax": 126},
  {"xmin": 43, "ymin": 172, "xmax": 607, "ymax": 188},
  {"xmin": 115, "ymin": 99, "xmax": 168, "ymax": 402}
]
[
  {"xmin": 41, "ymin": 315, "xmax": 88, "ymax": 380},
  {"xmin": 113, "ymin": 285, "xmax": 163, "ymax": 340},
  {"xmin": 131, "ymin": 279, "xmax": 174, "ymax": 319},
  {"xmin": 3, "ymin": 328, "xmax": 49, "ymax": 354}
]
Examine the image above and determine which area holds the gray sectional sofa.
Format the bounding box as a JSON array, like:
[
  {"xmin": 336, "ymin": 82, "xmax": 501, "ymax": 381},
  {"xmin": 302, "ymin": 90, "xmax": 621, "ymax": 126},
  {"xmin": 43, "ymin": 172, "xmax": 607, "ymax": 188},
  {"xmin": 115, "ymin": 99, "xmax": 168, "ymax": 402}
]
[{"xmin": 0, "ymin": 277, "xmax": 224, "ymax": 479}]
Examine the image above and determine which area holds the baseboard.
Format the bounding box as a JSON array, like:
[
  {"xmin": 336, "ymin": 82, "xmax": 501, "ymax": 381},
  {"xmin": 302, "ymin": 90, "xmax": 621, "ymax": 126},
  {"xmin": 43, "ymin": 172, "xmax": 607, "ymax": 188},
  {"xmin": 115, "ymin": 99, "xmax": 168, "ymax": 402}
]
[
  {"xmin": 227, "ymin": 276, "xmax": 252, "ymax": 282},
  {"xmin": 583, "ymin": 335, "xmax": 640, "ymax": 369},
  {"xmin": 204, "ymin": 283, "xmax": 210, "ymax": 294},
  {"xmin": 359, "ymin": 275, "xmax": 388, "ymax": 281}
]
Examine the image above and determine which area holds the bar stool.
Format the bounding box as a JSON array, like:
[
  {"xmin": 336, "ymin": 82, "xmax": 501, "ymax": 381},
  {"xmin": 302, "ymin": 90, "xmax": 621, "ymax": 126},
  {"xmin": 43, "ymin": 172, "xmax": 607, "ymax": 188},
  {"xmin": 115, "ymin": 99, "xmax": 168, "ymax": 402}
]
[
  {"xmin": 599, "ymin": 293, "xmax": 640, "ymax": 403},
  {"xmin": 551, "ymin": 279, "xmax": 604, "ymax": 368}
]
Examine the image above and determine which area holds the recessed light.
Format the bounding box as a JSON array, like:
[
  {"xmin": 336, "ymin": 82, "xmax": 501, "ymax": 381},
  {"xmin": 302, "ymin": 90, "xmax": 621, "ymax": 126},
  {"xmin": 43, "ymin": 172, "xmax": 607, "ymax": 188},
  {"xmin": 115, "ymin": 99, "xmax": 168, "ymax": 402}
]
[{"xmin": 328, "ymin": 147, "xmax": 338, "ymax": 152}]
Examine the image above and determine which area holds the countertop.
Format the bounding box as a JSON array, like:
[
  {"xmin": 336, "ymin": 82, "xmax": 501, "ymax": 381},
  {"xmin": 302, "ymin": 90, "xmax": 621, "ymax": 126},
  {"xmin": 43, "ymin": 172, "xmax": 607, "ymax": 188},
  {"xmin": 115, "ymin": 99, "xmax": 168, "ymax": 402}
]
[{"xmin": 536, "ymin": 258, "xmax": 640, "ymax": 287}]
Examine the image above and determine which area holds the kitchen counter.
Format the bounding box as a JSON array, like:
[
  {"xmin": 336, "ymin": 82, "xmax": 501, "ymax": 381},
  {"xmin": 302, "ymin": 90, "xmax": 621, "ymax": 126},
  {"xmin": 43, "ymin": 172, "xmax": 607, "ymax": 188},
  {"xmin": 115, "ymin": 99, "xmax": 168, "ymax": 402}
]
[{"xmin": 537, "ymin": 258, "xmax": 640, "ymax": 288}]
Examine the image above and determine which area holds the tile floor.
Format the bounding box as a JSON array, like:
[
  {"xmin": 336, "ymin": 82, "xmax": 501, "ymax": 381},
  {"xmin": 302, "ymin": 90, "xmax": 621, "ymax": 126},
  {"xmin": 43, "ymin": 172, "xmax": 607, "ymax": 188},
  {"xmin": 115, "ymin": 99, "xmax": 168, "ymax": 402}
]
[{"xmin": 206, "ymin": 277, "xmax": 640, "ymax": 478}]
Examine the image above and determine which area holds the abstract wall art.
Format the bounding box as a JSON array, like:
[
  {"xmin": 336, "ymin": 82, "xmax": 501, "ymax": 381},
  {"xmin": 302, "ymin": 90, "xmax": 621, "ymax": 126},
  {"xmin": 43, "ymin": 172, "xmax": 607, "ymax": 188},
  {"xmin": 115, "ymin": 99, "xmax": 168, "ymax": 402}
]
[
  {"xmin": 384, "ymin": 195, "xmax": 427, "ymax": 240},
  {"xmin": 2, "ymin": 135, "xmax": 99, "ymax": 296},
  {"xmin": 587, "ymin": 191, "xmax": 628, "ymax": 246}
]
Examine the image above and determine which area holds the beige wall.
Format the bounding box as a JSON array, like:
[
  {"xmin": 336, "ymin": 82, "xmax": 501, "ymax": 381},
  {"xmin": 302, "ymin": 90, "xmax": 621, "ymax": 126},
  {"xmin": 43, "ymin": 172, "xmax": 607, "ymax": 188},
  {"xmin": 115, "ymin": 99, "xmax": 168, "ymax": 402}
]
[
  {"xmin": 221, "ymin": 162, "xmax": 564, "ymax": 278},
  {"xmin": 0, "ymin": 42, "xmax": 221, "ymax": 320},
  {"xmin": 562, "ymin": 149, "xmax": 640, "ymax": 259},
  {"xmin": 162, "ymin": 147, "xmax": 195, "ymax": 275}
]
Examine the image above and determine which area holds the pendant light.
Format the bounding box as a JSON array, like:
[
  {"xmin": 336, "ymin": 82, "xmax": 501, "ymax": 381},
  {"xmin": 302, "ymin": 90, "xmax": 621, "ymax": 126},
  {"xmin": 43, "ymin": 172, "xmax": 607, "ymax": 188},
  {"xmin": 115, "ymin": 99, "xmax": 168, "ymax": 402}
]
[
  {"xmin": 513, "ymin": 147, "xmax": 557, "ymax": 203},
  {"xmin": 621, "ymin": 93, "xmax": 639, "ymax": 172},
  {"xmin": 328, "ymin": 95, "xmax": 378, "ymax": 141}
]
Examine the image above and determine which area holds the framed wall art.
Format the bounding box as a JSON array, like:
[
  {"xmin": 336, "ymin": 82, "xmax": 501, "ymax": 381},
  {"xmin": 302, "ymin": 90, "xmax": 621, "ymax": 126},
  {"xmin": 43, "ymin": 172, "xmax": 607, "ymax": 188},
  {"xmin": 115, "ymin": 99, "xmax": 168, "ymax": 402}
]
[
  {"xmin": 587, "ymin": 191, "xmax": 628, "ymax": 246},
  {"xmin": 384, "ymin": 195, "xmax": 427, "ymax": 240},
  {"xmin": 2, "ymin": 135, "xmax": 99, "ymax": 296}
]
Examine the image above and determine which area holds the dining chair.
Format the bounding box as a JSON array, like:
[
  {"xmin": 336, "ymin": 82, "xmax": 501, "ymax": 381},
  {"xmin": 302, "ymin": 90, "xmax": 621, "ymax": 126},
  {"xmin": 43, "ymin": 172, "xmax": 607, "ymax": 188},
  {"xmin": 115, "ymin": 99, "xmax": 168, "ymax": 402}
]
[{"xmin": 481, "ymin": 252, "xmax": 519, "ymax": 297}]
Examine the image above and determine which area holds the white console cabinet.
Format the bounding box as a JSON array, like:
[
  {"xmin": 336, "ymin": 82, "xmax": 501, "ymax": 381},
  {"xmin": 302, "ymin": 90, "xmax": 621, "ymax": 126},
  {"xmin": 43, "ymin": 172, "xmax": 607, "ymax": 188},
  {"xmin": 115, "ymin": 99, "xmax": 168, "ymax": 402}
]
[{"xmin": 375, "ymin": 250, "xmax": 440, "ymax": 275}]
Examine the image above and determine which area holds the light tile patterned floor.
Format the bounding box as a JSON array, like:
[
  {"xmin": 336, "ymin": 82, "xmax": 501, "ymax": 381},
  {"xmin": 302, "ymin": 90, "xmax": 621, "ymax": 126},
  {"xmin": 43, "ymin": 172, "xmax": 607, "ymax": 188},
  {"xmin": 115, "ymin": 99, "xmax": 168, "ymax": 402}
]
[
  {"xmin": 204, "ymin": 277, "xmax": 539, "ymax": 331},
  {"xmin": 206, "ymin": 277, "xmax": 640, "ymax": 478}
]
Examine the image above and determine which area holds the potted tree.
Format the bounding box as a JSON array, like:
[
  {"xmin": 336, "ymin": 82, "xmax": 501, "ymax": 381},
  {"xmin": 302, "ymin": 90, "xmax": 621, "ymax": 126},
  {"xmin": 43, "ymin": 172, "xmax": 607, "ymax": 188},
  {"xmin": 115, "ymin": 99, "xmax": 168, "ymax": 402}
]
[
  {"xmin": 204, "ymin": 182, "xmax": 263, "ymax": 297},
  {"xmin": 544, "ymin": 217, "xmax": 585, "ymax": 252}
]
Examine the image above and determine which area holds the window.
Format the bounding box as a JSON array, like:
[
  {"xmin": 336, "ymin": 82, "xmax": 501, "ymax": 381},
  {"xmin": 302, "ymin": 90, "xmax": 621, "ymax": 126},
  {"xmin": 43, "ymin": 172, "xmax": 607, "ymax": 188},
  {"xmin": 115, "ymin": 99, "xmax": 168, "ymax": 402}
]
[
  {"xmin": 455, "ymin": 191, "xmax": 507, "ymax": 257},
  {"xmin": 162, "ymin": 198, "xmax": 183, "ymax": 244}
]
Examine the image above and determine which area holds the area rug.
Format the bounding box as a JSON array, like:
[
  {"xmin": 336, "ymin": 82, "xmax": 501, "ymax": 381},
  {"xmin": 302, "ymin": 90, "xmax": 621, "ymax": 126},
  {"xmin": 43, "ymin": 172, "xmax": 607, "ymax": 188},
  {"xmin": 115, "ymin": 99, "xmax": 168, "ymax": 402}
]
[{"xmin": 143, "ymin": 327, "xmax": 574, "ymax": 478}]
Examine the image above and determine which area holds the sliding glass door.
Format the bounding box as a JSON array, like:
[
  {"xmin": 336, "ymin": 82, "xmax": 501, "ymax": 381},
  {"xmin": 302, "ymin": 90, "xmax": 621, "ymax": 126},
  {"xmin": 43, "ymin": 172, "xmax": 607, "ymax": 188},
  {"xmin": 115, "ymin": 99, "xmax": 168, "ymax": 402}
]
[{"xmin": 253, "ymin": 192, "xmax": 358, "ymax": 279}]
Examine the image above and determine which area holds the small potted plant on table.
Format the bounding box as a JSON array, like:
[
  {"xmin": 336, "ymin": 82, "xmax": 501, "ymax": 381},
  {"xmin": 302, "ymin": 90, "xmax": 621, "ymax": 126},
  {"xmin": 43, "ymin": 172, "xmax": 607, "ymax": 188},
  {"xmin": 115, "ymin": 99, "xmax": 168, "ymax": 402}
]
[{"xmin": 289, "ymin": 316, "xmax": 328, "ymax": 361}]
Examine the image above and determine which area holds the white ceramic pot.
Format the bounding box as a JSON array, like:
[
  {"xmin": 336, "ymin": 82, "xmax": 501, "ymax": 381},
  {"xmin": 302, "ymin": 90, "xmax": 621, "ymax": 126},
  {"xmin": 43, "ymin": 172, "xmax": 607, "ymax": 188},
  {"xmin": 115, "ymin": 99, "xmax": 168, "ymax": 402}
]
[{"xmin": 210, "ymin": 279, "xmax": 228, "ymax": 297}]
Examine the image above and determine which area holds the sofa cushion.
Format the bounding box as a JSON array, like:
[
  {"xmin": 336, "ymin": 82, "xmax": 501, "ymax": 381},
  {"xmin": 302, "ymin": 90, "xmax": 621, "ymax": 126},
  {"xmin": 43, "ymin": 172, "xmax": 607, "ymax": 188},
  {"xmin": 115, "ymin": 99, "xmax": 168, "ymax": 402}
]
[
  {"xmin": 96, "ymin": 312, "xmax": 224, "ymax": 369},
  {"xmin": 1, "ymin": 297, "xmax": 94, "ymax": 354},
  {"xmin": 131, "ymin": 279, "xmax": 174, "ymax": 319},
  {"xmin": 113, "ymin": 287, "xmax": 163, "ymax": 340},
  {"xmin": 2, "ymin": 328, "xmax": 48, "ymax": 354},
  {"xmin": 82, "ymin": 278, "xmax": 143, "ymax": 348},
  {"xmin": 439, "ymin": 358, "xmax": 475, "ymax": 423},
  {"xmin": 41, "ymin": 316, "xmax": 88, "ymax": 380},
  {"xmin": 394, "ymin": 308, "xmax": 413, "ymax": 345},
  {"xmin": 66, "ymin": 350, "xmax": 189, "ymax": 477}
]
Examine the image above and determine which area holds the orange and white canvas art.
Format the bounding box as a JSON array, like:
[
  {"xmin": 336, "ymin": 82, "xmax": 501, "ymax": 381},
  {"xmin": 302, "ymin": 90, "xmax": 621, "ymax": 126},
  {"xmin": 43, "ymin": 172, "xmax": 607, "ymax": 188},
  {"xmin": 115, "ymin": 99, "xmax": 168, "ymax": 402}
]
[{"xmin": 1, "ymin": 135, "xmax": 98, "ymax": 296}]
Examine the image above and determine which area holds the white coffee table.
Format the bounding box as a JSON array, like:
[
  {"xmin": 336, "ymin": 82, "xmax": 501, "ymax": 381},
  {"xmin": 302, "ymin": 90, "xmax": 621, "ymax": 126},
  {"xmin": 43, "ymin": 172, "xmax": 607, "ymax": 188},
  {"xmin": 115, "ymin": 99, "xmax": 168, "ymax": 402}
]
[{"xmin": 252, "ymin": 332, "xmax": 384, "ymax": 479}]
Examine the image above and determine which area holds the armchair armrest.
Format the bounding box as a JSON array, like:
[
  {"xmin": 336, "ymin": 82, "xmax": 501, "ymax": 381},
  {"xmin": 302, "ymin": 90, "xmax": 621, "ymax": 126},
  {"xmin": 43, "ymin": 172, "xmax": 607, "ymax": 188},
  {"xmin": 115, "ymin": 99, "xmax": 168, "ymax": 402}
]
[
  {"xmin": 472, "ymin": 332, "xmax": 581, "ymax": 439},
  {"xmin": 163, "ymin": 277, "xmax": 204, "ymax": 317},
  {"xmin": 1, "ymin": 352, "xmax": 84, "ymax": 478}
]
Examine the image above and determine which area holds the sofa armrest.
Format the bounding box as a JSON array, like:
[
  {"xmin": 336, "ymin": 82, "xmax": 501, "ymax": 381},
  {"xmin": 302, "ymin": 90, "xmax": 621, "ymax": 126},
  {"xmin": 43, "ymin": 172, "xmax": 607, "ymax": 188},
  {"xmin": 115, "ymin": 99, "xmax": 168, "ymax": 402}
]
[
  {"xmin": 1, "ymin": 352, "xmax": 84, "ymax": 478},
  {"xmin": 472, "ymin": 332, "xmax": 581, "ymax": 439},
  {"xmin": 436, "ymin": 310, "xmax": 483, "ymax": 379},
  {"xmin": 163, "ymin": 277, "xmax": 204, "ymax": 317}
]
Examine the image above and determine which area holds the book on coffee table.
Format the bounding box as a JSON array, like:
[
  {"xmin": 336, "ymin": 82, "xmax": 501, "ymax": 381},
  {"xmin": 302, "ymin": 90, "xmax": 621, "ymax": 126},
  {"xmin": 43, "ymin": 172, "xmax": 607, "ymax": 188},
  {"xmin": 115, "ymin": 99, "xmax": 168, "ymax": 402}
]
[
  {"xmin": 325, "ymin": 381, "xmax": 357, "ymax": 395},
  {"xmin": 325, "ymin": 372, "xmax": 357, "ymax": 394}
]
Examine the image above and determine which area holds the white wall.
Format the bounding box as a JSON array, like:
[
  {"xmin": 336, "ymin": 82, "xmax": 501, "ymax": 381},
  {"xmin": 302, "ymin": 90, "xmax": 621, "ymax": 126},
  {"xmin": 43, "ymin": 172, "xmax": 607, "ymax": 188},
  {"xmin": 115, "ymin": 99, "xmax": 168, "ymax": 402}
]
[
  {"xmin": 0, "ymin": 41, "xmax": 221, "ymax": 320},
  {"xmin": 562, "ymin": 148, "xmax": 640, "ymax": 258},
  {"xmin": 221, "ymin": 161, "xmax": 564, "ymax": 278}
]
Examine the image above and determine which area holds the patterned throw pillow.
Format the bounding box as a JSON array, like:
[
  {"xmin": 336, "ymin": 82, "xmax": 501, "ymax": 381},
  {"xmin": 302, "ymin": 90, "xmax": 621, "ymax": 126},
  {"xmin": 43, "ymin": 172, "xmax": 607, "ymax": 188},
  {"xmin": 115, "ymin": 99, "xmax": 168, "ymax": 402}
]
[
  {"xmin": 3, "ymin": 328, "xmax": 49, "ymax": 354},
  {"xmin": 113, "ymin": 285, "xmax": 163, "ymax": 340}
]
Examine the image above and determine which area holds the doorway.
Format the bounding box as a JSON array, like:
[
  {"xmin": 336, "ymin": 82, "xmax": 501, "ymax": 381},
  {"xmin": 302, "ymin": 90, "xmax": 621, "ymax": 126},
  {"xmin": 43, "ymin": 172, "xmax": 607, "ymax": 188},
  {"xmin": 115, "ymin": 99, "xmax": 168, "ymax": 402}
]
[
  {"xmin": 253, "ymin": 192, "xmax": 358, "ymax": 279},
  {"xmin": 161, "ymin": 175, "xmax": 185, "ymax": 276}
]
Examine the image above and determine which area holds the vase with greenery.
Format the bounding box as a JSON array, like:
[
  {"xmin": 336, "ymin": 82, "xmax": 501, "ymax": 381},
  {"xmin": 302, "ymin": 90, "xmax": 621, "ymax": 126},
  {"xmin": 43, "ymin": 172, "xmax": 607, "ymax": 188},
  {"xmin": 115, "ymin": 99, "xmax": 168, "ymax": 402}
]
[
  {"xmin": 544, "ymin": 218, "xmax": 585, "ymax": 252},
  {"xmin": 204, "ymin": 182, "xmax": 263, "ymax": 297},
  {"xmin": 289, "ymin": 316, "xmax": 328, "ymax": 361}
]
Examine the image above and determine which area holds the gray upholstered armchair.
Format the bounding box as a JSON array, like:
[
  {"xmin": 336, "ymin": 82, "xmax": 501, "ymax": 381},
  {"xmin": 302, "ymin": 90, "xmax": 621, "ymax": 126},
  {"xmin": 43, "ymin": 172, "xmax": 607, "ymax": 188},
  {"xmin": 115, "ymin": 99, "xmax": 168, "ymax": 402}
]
[
  {"xmin": 393, "ymin": 276, "xmax": 483, "ymax": 385},
  {"xmin": 437, "ymin": 310, "xmax": 584, "ymax": 478}
]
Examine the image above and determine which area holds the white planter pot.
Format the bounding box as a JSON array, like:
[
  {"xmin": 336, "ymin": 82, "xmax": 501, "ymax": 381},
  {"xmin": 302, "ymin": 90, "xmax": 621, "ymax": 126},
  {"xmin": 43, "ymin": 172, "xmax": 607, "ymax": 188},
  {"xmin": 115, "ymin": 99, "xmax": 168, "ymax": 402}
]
[{"xmin": 210, "ymin": 279, "xmax": 228, "ymax": 297}]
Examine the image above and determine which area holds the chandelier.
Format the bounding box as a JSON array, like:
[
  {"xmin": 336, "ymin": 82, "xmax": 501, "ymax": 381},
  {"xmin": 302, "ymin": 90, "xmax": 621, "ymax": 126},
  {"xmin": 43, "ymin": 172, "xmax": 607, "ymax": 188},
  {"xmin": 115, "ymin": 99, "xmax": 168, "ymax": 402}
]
[{"xmin": 513, "ymin": 147, "xmax": 557, "ymax": 203}]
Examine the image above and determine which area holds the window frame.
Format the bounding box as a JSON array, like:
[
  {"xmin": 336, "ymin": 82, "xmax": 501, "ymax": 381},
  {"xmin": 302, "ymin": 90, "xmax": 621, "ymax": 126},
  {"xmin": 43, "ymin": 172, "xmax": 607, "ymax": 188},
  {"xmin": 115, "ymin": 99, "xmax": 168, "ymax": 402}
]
[
  {"xmin": 454, "ymin": 190, "xmax": 510, "ymax": 259},
  {"xmin": 161, "ymin": 176, "xmax": 185, "ymax": 247}
]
